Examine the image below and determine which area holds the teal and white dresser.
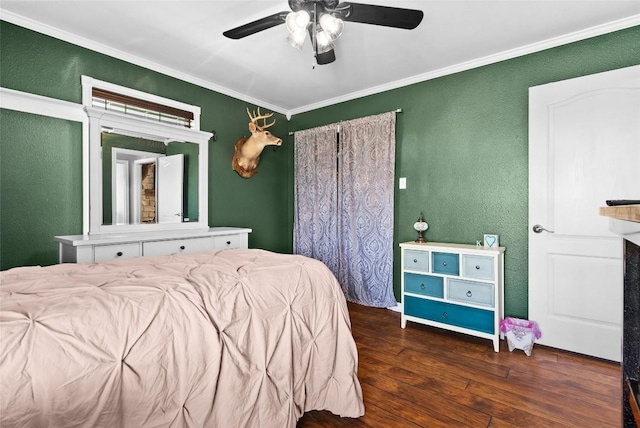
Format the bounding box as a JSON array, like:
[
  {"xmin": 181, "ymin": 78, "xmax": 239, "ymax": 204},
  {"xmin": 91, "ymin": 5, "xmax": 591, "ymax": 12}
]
[{"xmin": 400, "ymin": 241, "xmax": 505, "ymax": 352}]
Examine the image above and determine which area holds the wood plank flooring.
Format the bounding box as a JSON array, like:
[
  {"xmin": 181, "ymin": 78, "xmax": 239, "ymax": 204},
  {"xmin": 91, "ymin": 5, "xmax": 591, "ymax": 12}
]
[{"xmin": 297, "ymin": 302, "xmax": 621, "ymax": 427}]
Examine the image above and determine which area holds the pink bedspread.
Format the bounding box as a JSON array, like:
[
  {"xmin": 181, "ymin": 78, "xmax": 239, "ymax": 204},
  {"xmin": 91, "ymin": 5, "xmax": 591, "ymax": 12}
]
[{"xmin": 0, "ymin": 249, "xmax": 364, "ymax": 427}]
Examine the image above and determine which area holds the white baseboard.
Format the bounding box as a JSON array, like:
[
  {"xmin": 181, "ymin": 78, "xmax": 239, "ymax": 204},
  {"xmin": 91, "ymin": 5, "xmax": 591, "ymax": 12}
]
[{"xmin": 387, "ymin": 302, "xmax": 403, "ymax": 313}]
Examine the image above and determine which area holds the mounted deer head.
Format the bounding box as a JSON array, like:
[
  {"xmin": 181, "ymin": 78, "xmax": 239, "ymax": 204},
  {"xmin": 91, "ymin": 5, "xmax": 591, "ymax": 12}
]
[{"xmin": 232, "ymin": 108, "xmax": 282, "ymax": 178}]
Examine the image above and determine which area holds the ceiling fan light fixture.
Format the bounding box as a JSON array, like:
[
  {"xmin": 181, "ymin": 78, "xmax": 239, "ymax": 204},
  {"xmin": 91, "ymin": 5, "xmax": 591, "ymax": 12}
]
[
  {"xmin": 285, "ymin": 10, "xmax": 310, "ymax": 34},
  {"xmin": 315, "ymin": 30, "xmax": 334, "ymax": 53},
  {"xmin": 224, "ymin": 1, "xmax": 425, "ymax": 66},
  {"xmin": 319, "ymin": 13, "xmax": 343, "ymax": 40},
  {"xmin": 287, "ymin": 30, "xmax": 307, "ymax": 50}
]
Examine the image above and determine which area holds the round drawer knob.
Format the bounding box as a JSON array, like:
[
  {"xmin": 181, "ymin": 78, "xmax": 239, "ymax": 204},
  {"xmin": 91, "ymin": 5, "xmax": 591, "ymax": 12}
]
[
  {"xmin": 413, "ymin": 259, "xmax": 418, "ymax": 263},
  {"xmin": 442, "ymin": 262, "xmax": 447, "ymax": 266},
  {"xmin": 116, "ymin": 251, "xmax": 123, "ymax": 257},
  {"xmin": 476, "ymin": 265, "xmax": 480, "ymax": 270},
  {"xmin": 442, "ymin": 311, "xmax": 448, "ymax": 319},
  {"xmin": 226, "ymin": 241, "xmax": 231, "ymax": 245},
  {"xmin": 466, "ymin": 290, "xmax": 473, "ymax": 297},
  {"xmin": 180, "ymin": 245, "xmax": 186, "ymax": 250},
  {"xmin": 420, "ymin": 283, "xmax": 426, "ymax": 289}
]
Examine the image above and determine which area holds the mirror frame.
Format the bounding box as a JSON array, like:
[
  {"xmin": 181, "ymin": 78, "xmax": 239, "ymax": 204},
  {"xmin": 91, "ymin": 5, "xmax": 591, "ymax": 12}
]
[{"xmin": 85, "ymin": 107, "xmax": 212, "ymax": 235}]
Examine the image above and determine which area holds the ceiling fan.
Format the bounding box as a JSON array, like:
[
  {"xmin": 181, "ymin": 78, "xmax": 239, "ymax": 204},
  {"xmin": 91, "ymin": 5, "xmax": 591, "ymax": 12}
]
[{"xmin": 223, "ymin": 0, "xmax": 424, "ymax": 65}]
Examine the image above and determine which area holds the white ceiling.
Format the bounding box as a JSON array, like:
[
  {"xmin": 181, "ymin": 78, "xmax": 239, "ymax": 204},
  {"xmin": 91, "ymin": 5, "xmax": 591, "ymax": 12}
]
[{"xmin": 1, "ymin": 1, "xmax": 639, "ymax": 116}]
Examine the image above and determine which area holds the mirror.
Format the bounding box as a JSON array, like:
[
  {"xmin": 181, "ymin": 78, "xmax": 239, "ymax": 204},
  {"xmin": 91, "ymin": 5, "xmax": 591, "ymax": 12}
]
[
  {"xmin": 102, "ymin": 133, "xmax": 198, "ymax": 226},
  {"xmin": 85, "ymin": 107, "xmax": 211, "ymax": 235}
]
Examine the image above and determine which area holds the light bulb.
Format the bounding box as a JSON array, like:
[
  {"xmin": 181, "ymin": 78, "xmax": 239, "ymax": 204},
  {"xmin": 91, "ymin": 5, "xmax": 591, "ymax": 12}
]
[
  {"xmin": 286, "ymin": 10, "xmax": 310, "ymax": 34},
  {"xmin": 316, "ymin": 30, "xmax": 334, "ymax": 53},
  {"xmin": 287, "ymin": 30, "xmax": 307, "ymax": 50},
  {"xmin": 319, "ymin": 13, "xmax": 343, "ymax": 40}
]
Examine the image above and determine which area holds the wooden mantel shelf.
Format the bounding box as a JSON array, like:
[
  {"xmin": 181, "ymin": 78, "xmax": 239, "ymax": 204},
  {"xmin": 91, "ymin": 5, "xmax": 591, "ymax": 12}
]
[
  {"xmin": 601, "ymin": 205, "xmax": 640, "ymax": 247},
  {"xmin": 600, "ymin": 205, "xmax": 640, "ymax": 223}
]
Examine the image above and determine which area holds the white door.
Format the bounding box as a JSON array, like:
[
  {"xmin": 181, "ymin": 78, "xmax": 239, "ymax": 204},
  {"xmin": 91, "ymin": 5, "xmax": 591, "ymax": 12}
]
[
  {"xmin": 529, "ymin": 65, "xmax": 640, "ymax": 362},
  {"xmin": 114, "ymin": 160, "xmax": 129, "ymax": 224},
  {"xmin": 157, "ymin": 154, "xmax": 184, "ymax": 224}
]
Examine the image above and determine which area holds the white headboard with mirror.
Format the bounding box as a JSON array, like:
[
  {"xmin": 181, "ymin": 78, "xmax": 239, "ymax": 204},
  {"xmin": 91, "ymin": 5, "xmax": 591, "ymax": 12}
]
[{"xmin": 83, "ymin": 76, "xmax": 212, "ymax": 235}]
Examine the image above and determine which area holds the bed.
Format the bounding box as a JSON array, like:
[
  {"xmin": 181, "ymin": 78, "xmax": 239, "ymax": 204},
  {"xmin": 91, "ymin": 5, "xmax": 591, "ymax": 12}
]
[{"xmin": 0, "ymin": 249, "xmax": 364, "ymax": 427}]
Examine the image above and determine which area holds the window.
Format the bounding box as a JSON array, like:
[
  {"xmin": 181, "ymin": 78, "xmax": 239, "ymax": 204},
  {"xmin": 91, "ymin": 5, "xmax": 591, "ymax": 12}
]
[{"xmin": 82, "ymin": 76, "xmax": 201, "ymax": 130}]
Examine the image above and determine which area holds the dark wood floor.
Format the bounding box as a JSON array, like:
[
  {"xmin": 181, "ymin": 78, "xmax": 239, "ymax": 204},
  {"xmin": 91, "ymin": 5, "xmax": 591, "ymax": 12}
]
[{"xmin": 298, "ymin": 302, "xmax": 621, "ymax": 427}]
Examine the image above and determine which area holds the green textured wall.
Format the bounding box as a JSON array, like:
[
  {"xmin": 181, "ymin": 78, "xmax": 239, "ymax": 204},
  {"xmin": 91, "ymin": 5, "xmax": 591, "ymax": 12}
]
[
  {"xmin": 0, "ymin": 21, "xmax": 293, "ymax": 270},
  {"xmin": 1, "ymin": 20, "xmax": 639, "ymax": 317},
  {"xmin": 0, "ymin": 110, "xmax": 83, "ymax": 268},
  {"xmin": 289, "ymin": 26, "xmax": 640, "ymax": 318}
]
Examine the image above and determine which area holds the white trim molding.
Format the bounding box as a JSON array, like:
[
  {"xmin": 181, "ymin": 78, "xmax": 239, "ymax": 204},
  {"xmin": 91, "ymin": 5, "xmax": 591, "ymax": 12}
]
[
  {"xmin": 84, "ymin": 107, "xmax": 211, "ymax": 235},
  {"xmin": 2, "ymin": 9, "xmax": 638, "ymax": 117},
  {"xmin": 1, "ymin": 9, "xmax": 285, "ymax": 115},
  {"xmin": 0, "ymin": 87, "xmax": 90, "ymax": 232},
  {"xmin": 0, "ymin": 87, "xmax": 85, "ymax": 122},
  {"xmin": 288, "ymin": 14, "xmax": 640, "ymax": 115},
  {"xmin": 387, "ymin": 302, "xmax": 403, "ymax": 313}
]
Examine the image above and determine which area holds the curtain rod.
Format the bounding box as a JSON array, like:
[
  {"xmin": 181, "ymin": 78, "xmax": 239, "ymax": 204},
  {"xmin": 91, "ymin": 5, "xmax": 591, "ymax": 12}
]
[{"xmin": 288, "ymin": 108, "xmax": 402, "ymax": 136}]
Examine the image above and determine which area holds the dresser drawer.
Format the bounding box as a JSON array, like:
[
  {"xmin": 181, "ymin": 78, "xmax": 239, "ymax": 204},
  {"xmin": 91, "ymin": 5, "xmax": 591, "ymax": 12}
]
[
  {"xmin": 94, "ymin": 243, "xmax": 140, "ymax": 262},
  {"xmin": 462, "ymin": 255, "xmax": 494, "ymax": 280},
  {"xmin": 404, "ymin": 250, "xmax": 429, "ymax": 272},
  {"xmin": 143, "ymin": 237, "xmax": 213, "ymax": 257},
  {"xmin": 432, "ymin": 252, "xmax": 459, "ymax": 276},
  {"xmin": 404, "ymin": 296, "xmax": 494, "ymax": 334},
  {"xmin": 213, "ymin": 233, "xmax": 247, "ymax": 250},
  {"xmin": 404, "ymin": 273, "xmax": 443, "ymax": 298},
  {"xmin": 448, "ymin": 279, "xmax": 494, "ymax": 307}
]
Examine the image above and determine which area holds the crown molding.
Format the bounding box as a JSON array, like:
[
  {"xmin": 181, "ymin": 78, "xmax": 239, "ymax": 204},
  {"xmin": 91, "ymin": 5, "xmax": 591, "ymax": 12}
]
[
  {"xmin": 287, "ymin": 14, "xmax": 640, "ymax": 116},
  {"xmin": 2, "ymin": 9, "xmax": 638, "ymax": 118},
  {"xmin": 0, "ymin": 9, "xmax": 287, "ymax": 115}
]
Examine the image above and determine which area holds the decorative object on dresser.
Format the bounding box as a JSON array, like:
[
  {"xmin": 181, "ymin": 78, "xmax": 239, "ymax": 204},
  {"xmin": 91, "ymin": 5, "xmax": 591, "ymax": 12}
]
[
  {"xmin": 400, "ymin": 241, "xmax": 505, "ymax": 352},
  {"xmin": 413, "ymin": 212, "xmax": 428, "ymax": 243},
  {"xmin": 54, "ymin": 227, "xmax": 252, "ymax": 263},
  {"xmin": 483, "ymin": 233, "xmax": 499, "ymax": 248}
]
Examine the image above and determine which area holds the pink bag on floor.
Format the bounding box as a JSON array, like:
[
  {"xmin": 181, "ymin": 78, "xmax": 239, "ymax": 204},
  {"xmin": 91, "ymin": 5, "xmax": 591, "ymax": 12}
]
[{"xmin": 499, "ymin": 317, "xmax": 542, "ymax": 356}]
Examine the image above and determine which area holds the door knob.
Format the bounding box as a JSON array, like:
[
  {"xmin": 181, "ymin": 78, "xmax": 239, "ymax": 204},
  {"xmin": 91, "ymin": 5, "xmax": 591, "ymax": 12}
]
[{"xmin": 532, "ymin": 224, "xmax": 555, "ymax": 234}]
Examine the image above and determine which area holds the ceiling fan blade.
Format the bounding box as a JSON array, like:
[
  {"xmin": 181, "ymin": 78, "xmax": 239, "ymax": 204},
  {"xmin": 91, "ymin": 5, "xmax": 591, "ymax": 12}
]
[
  {"xmin": 339, "ymin": 2, "xmax": 424, "ymax": 30},
  {"xmin": 223, "ymin": 12, "xmax": 289, "ymax": 39}
]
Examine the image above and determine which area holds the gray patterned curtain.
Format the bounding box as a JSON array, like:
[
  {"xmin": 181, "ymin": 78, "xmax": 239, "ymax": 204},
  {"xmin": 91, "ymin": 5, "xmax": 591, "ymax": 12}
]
[
  {"xmin": 293, "ymin": 125, "xmax": 340, "ymax": 274},
  {"xmin": 337, "ymin": 112, "xmax": 396, "ymax": 307},
  {"xmin": 293, "ymin": 112, "xmax": 396, "ymax": 308}
]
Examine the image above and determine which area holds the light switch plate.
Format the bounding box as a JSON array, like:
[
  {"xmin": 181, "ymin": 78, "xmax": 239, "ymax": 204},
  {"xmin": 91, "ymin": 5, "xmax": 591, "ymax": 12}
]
[{"xmin": 399, "ymin": 177, "xmax": 406, "ymax": 189}]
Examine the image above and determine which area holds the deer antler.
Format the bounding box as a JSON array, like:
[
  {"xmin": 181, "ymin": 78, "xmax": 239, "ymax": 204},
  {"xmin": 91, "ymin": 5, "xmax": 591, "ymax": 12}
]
[{"xmin": 246, "ymin": 107, "xmax": 276, "ymax": 131}]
